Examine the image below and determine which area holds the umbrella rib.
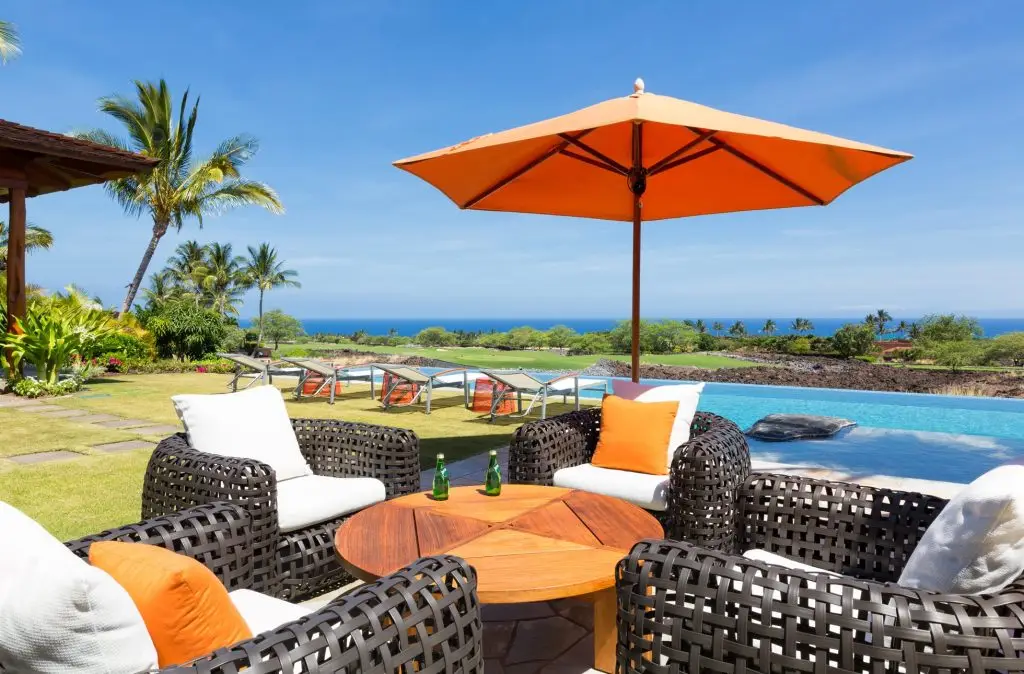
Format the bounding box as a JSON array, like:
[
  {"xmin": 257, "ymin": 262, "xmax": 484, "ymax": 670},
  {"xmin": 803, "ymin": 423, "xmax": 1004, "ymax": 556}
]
[
  {"xmin": 647, "ymin": 130, "xmax": 717, "ymax": 175},
  {"xmin": 560, "ymin": 149, "xmax": 627, "ymax": 175},
  {"xmin": 557, "ymin": 134, "xmax": 630, "ymax": 175},
  {"xmin": 701, "ymin": 133, "xmax": 826, "ymax": 205},
  {"xmin": 462, "ymin": 129, "xmax": 595, "ymax": 209},
  {"xmin": 648, "ymin": 145, "xmax": 721, "ymax": 176}
]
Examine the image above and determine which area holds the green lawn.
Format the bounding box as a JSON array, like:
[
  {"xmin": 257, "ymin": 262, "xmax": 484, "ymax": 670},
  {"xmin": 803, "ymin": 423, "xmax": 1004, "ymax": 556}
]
[
  {"xmin": 279, "ymin": 342, "xmax": 757, "ymax": 370},
  {"xmin": 0, "ymin": 372, "xmax": 597, "ymax": 540}
]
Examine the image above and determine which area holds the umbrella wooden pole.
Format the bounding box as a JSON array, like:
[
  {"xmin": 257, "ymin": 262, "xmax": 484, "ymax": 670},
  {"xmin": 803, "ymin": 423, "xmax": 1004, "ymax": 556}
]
[{"xmin": 631, "ymin": 197, "xmax": 641, "ymax": 383}]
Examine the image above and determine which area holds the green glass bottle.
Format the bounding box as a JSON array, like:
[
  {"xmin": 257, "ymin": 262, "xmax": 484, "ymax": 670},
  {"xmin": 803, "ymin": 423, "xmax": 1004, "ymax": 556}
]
[
  {"xmin": 432, "ymin": 453, "xmax": 449, "ymax": 501},
  {"xmin": 484, "ymin": 449, "xmax": 501, "ymax": 496}
]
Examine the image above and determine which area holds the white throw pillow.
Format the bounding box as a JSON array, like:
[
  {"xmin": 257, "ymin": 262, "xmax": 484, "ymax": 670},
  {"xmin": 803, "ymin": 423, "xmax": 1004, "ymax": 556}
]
[
  {"xmin": 633, "ymin": 383, "xmax": 705, "ymax": 467},
  {"xmin": 0, "ymin": 501, "xmax": 158, "ymax": 674},
  {"xmin": 899, "ymin": 464, "xmax": 1024, "ymax": 594},
  {"xmin": 172, "ymin": 385, "xmax": 313, "ymax": 482}
]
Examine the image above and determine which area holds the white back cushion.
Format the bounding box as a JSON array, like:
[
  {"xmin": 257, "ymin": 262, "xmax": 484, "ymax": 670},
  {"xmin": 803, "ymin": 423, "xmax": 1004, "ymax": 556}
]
[
  {"xmin": 229, "ymin": 589, "xmax": 311, "ymax": 635},
  {"xmin": 0, "ymin": 501, "xmax": 158, "ymax": 674},
  {"xmin": 276, "ymin": 475, "xmax": 386, "ymax": 532},
  {"xmin": 633, "ymin": 383, "xmax": 705, "ymax": 467},
  {"xmin": 899, "ymin": 464, "xmax": 1024, "ymax": 594},
  {"xmin": 173, "ymin": 385, "xmax": 313, "ymax": 482}
]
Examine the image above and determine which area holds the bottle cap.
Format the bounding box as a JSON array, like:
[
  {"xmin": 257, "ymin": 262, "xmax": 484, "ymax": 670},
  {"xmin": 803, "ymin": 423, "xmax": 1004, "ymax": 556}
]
[
  {"xmin": 437, "ymin": 453, "xmax": 444, "ymax": 459},
  {"xmin": 489, "ymin": 449, "xmax": 497, "ymax": 455}
]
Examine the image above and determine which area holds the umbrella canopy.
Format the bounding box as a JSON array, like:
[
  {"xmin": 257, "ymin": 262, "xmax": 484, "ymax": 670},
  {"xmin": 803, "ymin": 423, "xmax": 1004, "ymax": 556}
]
[{"xmin": 395, "ymin": 79, "xmax": 911, "ymax": 380}]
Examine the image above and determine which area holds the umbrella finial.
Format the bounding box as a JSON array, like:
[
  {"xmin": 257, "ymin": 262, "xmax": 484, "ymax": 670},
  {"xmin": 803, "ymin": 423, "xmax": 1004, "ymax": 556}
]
[{"xmin": 633, "ymin": 78, "xmax": 645, "ymax": 95}]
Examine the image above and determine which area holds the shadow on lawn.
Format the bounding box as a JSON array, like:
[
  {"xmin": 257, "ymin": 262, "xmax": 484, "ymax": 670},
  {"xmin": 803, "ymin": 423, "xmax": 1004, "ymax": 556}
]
[{"xmin": 419, "ymin": 435, "xmax": 510, "ymax": 469}]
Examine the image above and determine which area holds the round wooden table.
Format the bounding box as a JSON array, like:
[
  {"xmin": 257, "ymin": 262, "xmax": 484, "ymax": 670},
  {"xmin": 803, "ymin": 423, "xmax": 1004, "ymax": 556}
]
[{"xmin": 335, "ymin": 484, "xmax": 663, "ymax": 672}]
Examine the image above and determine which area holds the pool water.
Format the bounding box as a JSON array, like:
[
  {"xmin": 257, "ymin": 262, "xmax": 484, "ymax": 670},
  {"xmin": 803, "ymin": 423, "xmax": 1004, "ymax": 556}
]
[{"xmin": 581, "ymin": 376, "xmax": 1024, "ymax": 484}]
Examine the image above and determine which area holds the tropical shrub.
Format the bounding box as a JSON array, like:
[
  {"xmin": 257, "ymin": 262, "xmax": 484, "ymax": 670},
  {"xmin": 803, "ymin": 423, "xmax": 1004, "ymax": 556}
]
[
  {"xmin": 568, "ymin": 332, "xmax": 612, "ymax": 355},
  {"xmin": 220, "ymin": 325, "xmax": 247, "ymax": 353},
  {"xmin": 915, "ymin": 314, "xmax": 983, "ymax": 343},
  {"xmin": 12, "ymin": 376, "xmax": 83, "ymax": 398},
  {"xmin": 695, "ymin": 333, "xmax": 719, "ymax": 351},
  {"xmin": 115, "ymin": 357, "xmax": 235, "ymax": 374},
  {"xmin": 506, "ymin": 326, "xmax": 546, "ymax": 350},
  {"xmin": 88, "ymin": 332, "xmax": 154, "ymax": 360},
  {"xmin": 609, "ymin": 320, "xmax": 697, "ymax": 354},
  {"xmin": 926, "ymin": 340, "xmax": 986, "ymax": 371},
  {"xmin": 984, "ymin": 332, "xmax": 1024, "ymax": 366},
  {"xmin": 545, "ymin": 325, "xmax": 577, "ymax": 349},
  {"xmin": 831, "ymin": 323, "xmax": 876, "ymax": 358},
  {"xmin": 787, "ymin": 337, "xmax": 812, "ymax": 355},
  {"xmin": 147, "ymin": 299, "xmax": 228, "ymax": 360},
  {"xmin": 0, "ymin": 302, "xmax": 117, "ymax": 384},
  {"xmin": 415, "ymin": 326, "xmax": 458, "ymax": 347}
]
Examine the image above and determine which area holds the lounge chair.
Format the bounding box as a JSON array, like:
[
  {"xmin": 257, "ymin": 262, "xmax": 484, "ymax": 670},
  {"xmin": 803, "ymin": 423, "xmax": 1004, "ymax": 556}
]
[
  {"xmin": 372, "ymin": 364, "xmax": 478, "ymax": 414},
  {"xmin": 280, "ymin": 357, "xmax": 377, "ymax": 404},
  {"xmin": 478, "ymin": 370, "xmax": 609, "ymax": 421},
  {"xmin": 218, "ymin": 352, "xmax": 271, "ymax": 391}
]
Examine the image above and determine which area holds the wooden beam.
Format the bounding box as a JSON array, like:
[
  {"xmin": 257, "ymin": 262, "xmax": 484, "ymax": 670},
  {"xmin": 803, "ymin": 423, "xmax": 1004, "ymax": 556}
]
[{"xmin": 5, "ymin": 186, "xmax": 26, "ymax": 372}]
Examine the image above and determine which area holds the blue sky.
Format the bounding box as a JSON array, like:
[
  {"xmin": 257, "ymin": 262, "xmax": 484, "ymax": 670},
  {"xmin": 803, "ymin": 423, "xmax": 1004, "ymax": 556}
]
[{"xmin": 4, "ymin": 1, "xmax": 1024, "ymax": 319}]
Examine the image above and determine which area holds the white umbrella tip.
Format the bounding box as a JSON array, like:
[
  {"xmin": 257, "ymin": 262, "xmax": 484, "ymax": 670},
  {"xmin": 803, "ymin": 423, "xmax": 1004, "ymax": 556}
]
[{"xmin": 633, "ymin": 78, "xmax": 645, "ymax": 94}]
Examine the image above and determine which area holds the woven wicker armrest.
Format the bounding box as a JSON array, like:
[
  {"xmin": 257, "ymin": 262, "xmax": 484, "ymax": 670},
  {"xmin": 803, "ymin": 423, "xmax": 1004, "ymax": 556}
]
[
  {"xmin": 617, "ymin": 538, "xmax": 1024, "ymax": 674},
  {"xmin": 142, "ymin": 434, "xmax": 281, "ymax": 595},
  {"xmin": 739, "ymin": 472, "xmax": 948, "ymax": 581},
  {"xmin": 66, "ymin": 503, "xmax": 254, "ymax": 591},
  {"xmin": 165, "ymin": 555, "xmax": 483, "ymax": 674},
  {"xmin": 666, "ymin": 412, "xmax": 751, "ymax": 547},
  {"xmin": 290, "ymin": 418, "xmax": 420, "ymax": 498},
  {"xmin": 508, "ymin": 407, "xmax": 601, "ymax": 485}
]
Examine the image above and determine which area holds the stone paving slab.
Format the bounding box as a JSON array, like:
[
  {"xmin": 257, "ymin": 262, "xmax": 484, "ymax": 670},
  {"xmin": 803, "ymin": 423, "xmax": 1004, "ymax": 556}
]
[
  {"xmin": 16, "ymin": 404, "xmax": 66, "ymax": 414},
  {"xmin": 9, "ymin": 450, "xmax": 81, "ymax": 464},
  {"xmin": 0, "ymin": 396, "xmax": 42, "ymax": 408},
  {"xmin": 75, "ymin": 413, "xmax": 124, "ymax": 424},
  {"xmin": 129, "ymin": 424, "xmax": 182, "ymax": 436},
  {"xmin": 37, "ymin": 408, "xmax": 89, "ymax": 419},
  {"xmin": 93, "ymin": 418, "xmax": 153, "ymax": 429},
  {"xmin": 93, "ymin": 440, "xmax": 157, "ymax": 453}
]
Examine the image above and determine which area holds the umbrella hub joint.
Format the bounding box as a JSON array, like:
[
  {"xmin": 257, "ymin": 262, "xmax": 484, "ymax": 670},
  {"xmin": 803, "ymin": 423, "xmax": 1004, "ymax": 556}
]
[{"xmin": 627, "ymin": 167, "xmax": 647, "ymax": 197}]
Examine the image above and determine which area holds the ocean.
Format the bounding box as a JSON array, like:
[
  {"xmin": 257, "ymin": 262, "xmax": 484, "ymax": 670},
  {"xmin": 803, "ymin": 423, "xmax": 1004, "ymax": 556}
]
[{"xmin": 242, "ymin": 317, "xmax": 1024, "ymax": 338}]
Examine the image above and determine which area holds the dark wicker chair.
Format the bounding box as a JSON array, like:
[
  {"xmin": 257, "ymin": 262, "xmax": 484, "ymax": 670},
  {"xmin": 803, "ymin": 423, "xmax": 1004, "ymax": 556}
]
[
  {"xmin": 508, "ymin": 409, "xmax": 750, "ymax": 543},
  {"xmin": 615, "ymin": 473, "xmax": 1024, "ymax": 673},
  {"xmin": 143, "ymin": 417, "xmax": 420, "ymax": 601},
  {"xmin": 66, "ymin": 504, "xmax": 483, "ymax": 673}
]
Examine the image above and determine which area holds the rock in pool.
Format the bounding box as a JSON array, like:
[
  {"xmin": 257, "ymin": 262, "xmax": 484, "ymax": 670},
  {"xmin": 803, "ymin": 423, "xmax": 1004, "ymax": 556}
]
[{"xmin": 746, "ymin": 414, "xmax": 856, "ymax": 441}]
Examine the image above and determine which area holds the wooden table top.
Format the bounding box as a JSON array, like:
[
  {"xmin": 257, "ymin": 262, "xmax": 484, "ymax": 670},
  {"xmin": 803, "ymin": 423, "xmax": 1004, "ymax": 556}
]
[{"xmin": 335, "ymin": 485, "xmax": 664, "ymax": 603}]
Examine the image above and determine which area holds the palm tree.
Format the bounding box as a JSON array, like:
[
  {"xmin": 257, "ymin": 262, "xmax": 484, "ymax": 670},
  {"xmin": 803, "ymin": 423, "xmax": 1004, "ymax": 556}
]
[
  {"xmin": 894, "ymin": 320, "xmax": 909, "ymax": 338},
  {"xmin": 712, "ymin": 321, "xmax": 725, "ymax": 336},
  {"xmin": 791, "ymin": 317, "xmax": 813, "ymax": 334},
  {"xmin": 694, "ymin": 319, "xmax": 707, "ymax": 334},
  {"xmin": 907, "ymin": 322, "xmax": 922, "ymax": 340},
  {"xmin": 728, "ymin": 321, "xmax": 747, "ymax": 337},
  {"xmin": 0, "ymin": 20, "xmax": 21, "ymax": 64},
  {"xmin": 873, "ymin": 309, "xmax": 892, "ymax": 337},
  {"xmin": 762, "ymin": 319, "xmax": 776, "ymax": 336},
  {"xmin": 242, "ymin": 243, "xmax": 300, "ymax": 346},
  {"xmin": 73, "ymin": 80, "xmax": 283, "ymax": 314},
  {"xmin": 165, "ymin": 241, "xmax": 208, "ymax": 297},
  {"xmin": 140, "ymin": 270, "xmax": 179, "ymax": 308},
  {"xmin": 202, "ymin": 242, "xmax": 246, "ymax": 316},
  {"xmin": 0, "ymin": 221, "xmax": 53, "ymax": 271}
]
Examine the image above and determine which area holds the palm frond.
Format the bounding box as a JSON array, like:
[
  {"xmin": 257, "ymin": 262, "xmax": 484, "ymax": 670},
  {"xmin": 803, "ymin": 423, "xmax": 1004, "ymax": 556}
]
[
  {"xmin": 0, "ymin": 20, "xmax": 21, "ymax": 64},
  {"xmin": 198, "ymin": 180, "xmax": 284, "ymax": 216}
]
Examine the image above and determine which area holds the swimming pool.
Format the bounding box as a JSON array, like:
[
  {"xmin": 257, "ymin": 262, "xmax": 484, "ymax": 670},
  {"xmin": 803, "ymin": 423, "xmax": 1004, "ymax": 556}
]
[{"xmin": 580, "ymin": 375, "xmax": 1024, "ymax": 484}]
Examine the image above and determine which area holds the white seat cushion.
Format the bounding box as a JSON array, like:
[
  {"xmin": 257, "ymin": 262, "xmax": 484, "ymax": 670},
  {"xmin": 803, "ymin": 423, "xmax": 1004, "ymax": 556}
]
[
  {"xmin": 172, "ymin": 385, "xmax": 313, "ymax": 482},
  {"xmin": 743, "ymin": 549, "xmax": 840, "ymax": 576},
  {"xmin": 229, "ymin": 589, "xmax": 312, "ymax": 635},
  {"xmin": 633, "ymin": 383, "xmax": 705, "ymax": 468},
  {"xmin": 277, "ymin": 474, "xmax": 386, "ymax": 532},
  {"xmin": 899, "ymin": 463, "xmax": 1024, "ymax": 594},
  {"xmin": 0, "ymin": 501, "xmax": 158, "ymax": 674},
  {"xmin": 553, "ymin": 463, "xmax": 668, "ymax": 511}
]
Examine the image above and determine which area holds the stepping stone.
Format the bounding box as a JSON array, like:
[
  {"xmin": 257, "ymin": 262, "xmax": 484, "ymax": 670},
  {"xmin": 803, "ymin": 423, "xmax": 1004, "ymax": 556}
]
[
  {"xmin": 94, "ymin": 418, "xmax": 152, "ymax": 429},
  {"xmin": 38, "ymin": 408, "xmax": 89, "ymax": 419},
  {"xmin": 76, "ymin": 414, "xmax": 124, "ymax": 424},
  {"xmin": 0, "ymin": 396, "xmax": 42, "ymax": 408},
  {"xmin": 129, "ymin": 424, "xmax": 181, "ymax": 436},
  {"xmin": 93, "ymin": 440, "xmax": 156, "ymax": 453},
  {"xmin": 17, "ymin": 404, "xmax": 65, "ymax": 414},
  {"xmin": 9, "ymin": 450, "xmax": 81, "ymax": 464}
]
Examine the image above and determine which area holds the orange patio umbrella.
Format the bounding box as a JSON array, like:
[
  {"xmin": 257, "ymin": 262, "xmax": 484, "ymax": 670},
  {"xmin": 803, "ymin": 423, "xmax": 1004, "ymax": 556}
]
[{"xmin": 394, "ymin": 79, "xmax": 911, "ymax": 382}]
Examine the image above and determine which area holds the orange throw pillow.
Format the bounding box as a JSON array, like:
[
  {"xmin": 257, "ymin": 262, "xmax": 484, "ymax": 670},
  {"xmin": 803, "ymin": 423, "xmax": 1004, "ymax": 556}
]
[
  {"xmin": 89, "ymin": 541, "xmax": 251, "ymax": 667},
  {"xmin": 591, "ymin": 394, "xmax": 678, "ymax": 475}
]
